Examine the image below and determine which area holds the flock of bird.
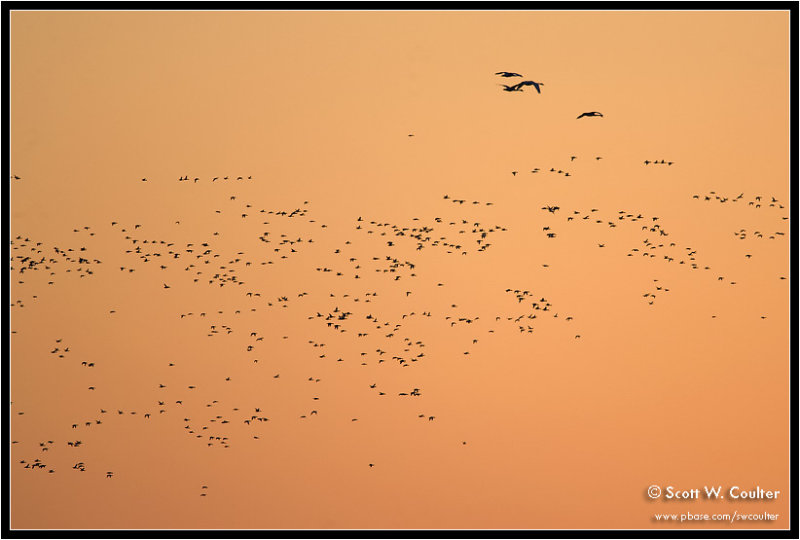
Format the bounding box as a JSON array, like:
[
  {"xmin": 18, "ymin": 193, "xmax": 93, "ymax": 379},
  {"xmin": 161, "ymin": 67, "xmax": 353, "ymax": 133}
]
[
  {"xmin": 496, "ymin": 71, "xmax": 544, "ymax": 94},
  {"xmin": 496, "ymin": 72, "xmax": 604, "ymax": 121},
  {"xmin": 8, "ymin": 70, "xmax": 788, "ymax": 516}
]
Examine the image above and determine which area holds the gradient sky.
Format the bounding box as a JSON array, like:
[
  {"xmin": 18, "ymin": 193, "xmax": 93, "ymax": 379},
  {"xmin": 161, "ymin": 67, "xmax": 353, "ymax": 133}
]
[{"xmin": 8, "ymin": 10, "xmax": 791, "ymax": 530}]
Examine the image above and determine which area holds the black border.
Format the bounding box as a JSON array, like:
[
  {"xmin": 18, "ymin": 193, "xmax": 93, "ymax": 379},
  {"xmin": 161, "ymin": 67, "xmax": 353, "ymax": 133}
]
[{"xmin": 2, "ymin": 2, "xmax": 797, "ymax": 538}]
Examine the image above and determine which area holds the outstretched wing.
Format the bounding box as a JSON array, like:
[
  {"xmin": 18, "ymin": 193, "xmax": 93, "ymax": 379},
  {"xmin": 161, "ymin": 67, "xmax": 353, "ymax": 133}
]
[{"xmin": 512, "ymin": 80, "xmax": 542, "ymax": 93}]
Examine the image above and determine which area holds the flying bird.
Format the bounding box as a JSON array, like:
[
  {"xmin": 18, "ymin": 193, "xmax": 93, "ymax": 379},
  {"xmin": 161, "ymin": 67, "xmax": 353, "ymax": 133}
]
[
  {"xmin": 495, "ymin": 71, "xmax": 523, "ymax": 77},
  {"xmin": 512, "ymin": 80, "xmax": 544, "ymax": 94},
  {"xmin": 577, "ymin": 112, "xmax": 604, "ymax": 119}
]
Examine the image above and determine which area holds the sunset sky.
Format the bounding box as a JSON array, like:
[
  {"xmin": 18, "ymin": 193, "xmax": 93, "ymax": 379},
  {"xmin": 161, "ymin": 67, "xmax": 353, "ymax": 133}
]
[{"xmin": 8, "ymin": 9, "xmax": 791, "ymax": 530}]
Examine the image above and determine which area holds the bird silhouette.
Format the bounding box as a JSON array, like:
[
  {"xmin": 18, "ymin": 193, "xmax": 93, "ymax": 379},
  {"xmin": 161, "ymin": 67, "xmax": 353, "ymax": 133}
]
[{"xmin": 510, "ymin": 80, "xmax": 543, "ymax": 93}]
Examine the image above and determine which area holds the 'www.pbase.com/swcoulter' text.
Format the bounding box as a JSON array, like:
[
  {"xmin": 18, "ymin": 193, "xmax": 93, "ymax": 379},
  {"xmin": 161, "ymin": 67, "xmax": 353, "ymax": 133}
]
[{"xmin": 653, "ymin": 511, "xmax": 779, "ymax": 524}]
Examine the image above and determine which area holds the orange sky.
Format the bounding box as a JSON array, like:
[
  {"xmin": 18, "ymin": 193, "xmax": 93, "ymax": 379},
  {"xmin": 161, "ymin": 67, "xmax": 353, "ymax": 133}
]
[{"xmin": 8, "ymin": 9, "xmax": 792, "ymax": 530}]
